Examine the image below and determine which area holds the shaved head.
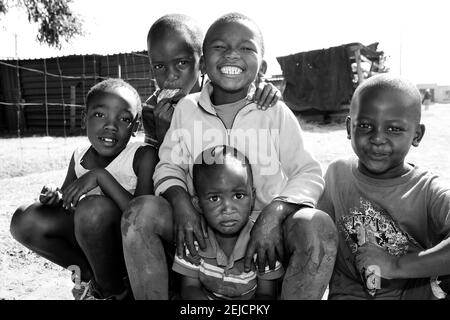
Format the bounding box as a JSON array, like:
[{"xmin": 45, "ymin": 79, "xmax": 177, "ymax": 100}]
[
  {"xmin": 193, "ymin": 145, "xmax": 253, "ymax": 194},
  {"xmin": 350, "ymin": 74, "xmax": 422, "ymax": 122},
  {"xmin": 147, "ymin": 14, "xmax": 204, "ymax": 56}
]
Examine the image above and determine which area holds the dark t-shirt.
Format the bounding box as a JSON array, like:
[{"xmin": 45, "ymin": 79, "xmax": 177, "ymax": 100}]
[{"xmin": 318, "ymin": 158, "xmax": 450, "ymax": 300}]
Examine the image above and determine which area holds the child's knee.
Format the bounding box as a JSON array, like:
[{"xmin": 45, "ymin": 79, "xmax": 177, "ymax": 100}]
[
  {"xmin": 286, "ymin": 208, "xmax": 338, "ymax": 255},
  {"xmin": 74, "ymin": 195, "xmax": 120, "ymax": 235},
  {"xmin": 10, "ymin": 203, "xmax": 41, "ymax": 244},
  {"xmin": 121, "ymin": 195, "xmax": 171, "ymax": 239}
]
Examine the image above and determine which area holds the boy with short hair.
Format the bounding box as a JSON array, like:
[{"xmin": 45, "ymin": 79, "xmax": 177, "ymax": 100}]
[
  {"xmin": 11, "ymin": 78, "xmax": 156, "ymax": 300},
  {"xmin": 173, "ymin": 145, "xmax": 283, "ymax": 300},
  {"xmin": 143, "ymin": 13, "xmax": 281, "ymax": 148},
  {"xmin": 318, "ymin": 74, "xmax": 450, "ymax": 299},
  {"xmin": 122, "ymin": 12, "xmax": 338, "ymax": 300}
]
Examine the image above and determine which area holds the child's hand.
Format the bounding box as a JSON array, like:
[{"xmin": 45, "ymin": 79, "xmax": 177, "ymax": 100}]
[
  {"xmin": 355, "ymin": 243, "xmax": 399, "ymax": 279},
  {"xmin": 253, "ymin": 82, "xmax": 281, "ymax": 110},
  {"xmin": 61, "ymin": 170, "xmax": 99, "ymax": 210},
  {"xmin": 154, "ymin": 99, "xmax": 175, "ymax": 144},
  {"xmin": 172, "ymin": 197, "xmax": 207, "ymax": 259},
  {"xmin": 244, "ymin": 207, "xmax": 284, "ymax": 273},
  {"xmin": 39, "ymin": 184, "xmax": 62, "ymax": 206}
]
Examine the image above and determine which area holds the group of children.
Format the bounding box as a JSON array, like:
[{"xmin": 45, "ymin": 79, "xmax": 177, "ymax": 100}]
[{"xmin": 10, "ymin": 12, "xmax": 450, "ymax": 300}]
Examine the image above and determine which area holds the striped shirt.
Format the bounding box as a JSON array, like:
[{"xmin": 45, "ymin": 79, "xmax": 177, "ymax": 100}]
[{"xmin": 172, "ymin": 212, "xmax": 284, "ymax": 300}]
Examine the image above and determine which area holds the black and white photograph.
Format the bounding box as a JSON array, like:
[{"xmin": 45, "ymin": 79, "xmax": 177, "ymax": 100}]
[{"xmin": 0, "ymin": 0, "xmax": 449, "ymax": 305}]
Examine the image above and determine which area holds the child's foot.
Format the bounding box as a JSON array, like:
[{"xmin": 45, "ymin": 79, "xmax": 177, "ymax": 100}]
[
  {"xmin": 71, "ymin": 281, "xmax": 91, "ymax": 300},
  {"xmin": 78, "ymin": 280, "xmax": 130, "ymax": 300}
]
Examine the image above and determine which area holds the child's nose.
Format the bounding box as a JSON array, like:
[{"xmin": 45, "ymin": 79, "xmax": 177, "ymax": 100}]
[
  {"xmin": 166, "ymin": 65, "xmax": 180, "ymax": 82},
  {"xmin": 370, "ymin": 129, "xmax": 387, "ymax": 144},
  {"xmin": 222, "ymin": 198, "xmax": 235, "ymax": 213},
  {"xmin": 224, "ymin": 48, "xmax": 240, "ymax": 59},
  {"xmin": 103, "ymin": 119, "xmax": 118, "ymax": 131}
]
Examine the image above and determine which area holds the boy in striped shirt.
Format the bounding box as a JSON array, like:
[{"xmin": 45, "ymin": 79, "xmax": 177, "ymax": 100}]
[{"xmin": 172, "ymin": 145, "xmax": 283, "ymax": 299}]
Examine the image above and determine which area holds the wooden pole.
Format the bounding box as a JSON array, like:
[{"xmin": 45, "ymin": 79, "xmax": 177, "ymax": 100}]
[
  {"xmin": 355, "ymin": 49, "xmax": 364, "ymax": 84},
  {"xmin": 14, "ymin": 33, "xmax": 23, "ymax": 137},
  {"xmin": 70, "ymin": 86, "xmax": 76, "ymax": 135}
]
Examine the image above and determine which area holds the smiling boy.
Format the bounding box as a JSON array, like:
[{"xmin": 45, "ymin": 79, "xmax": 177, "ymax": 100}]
[{"xmin": 318, "ymin": 74, "xmax": 450, "ymax": 299}]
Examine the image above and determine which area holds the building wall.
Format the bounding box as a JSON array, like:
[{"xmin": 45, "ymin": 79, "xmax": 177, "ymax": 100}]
[
  {"xmin": 417, "ymin": 83, "xmax": 450, "ymax": 104},
  {"xmin": 435, "ymin": 86, "xmax": 450, "ymax": 103}
]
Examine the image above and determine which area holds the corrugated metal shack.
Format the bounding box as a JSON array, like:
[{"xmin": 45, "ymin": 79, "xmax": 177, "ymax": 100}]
[
  {"xmin": 0, "ymin": 51, "xmax": 154, "ymax": 136},
  {"xmin": 276, "ymin": 42, "xmax": 386, "ymax": 121}
]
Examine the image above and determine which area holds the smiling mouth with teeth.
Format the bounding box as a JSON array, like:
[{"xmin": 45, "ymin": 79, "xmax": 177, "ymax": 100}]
[
  {"xmin": 99, "ymin": 137, "xmax": 117, "ymax": 143},
  {"xmin": 220, "ymin": 66, "xmax": 243, "ymax": 75}
]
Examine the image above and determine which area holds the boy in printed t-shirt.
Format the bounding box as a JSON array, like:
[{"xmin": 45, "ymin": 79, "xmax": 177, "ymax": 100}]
[{"xmin": 318, "ymin": 74, "xmax": 450, "ymax": 299}]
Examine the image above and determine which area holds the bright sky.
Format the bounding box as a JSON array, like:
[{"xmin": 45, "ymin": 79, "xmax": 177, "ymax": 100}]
[{"xmin": 0, "ymin": 0, "xmax": 449, "ymax": 84}]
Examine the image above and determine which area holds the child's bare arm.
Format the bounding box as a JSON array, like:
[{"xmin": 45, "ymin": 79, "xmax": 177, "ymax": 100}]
[
  {"xmin": 61, "ymin": 154, "xmax": 78, "ymax": 190},
  {"xmin": 255, "ymin": 278, "xmax": 278, "ymax": 300},
  {"xmin": 244, "ymin": 201, "xmax": 300, "ymax": 273},
  {"xmin": 133, "ymin": 145, "xmax": 158, "ymax": 196},
  {"xmin": 62, "ymin": 169, "xmax": 132, "ymax": 211},
  {"xmin": 163, "ymin": 186, "xmax": 207, "ymax": 258},
  {"xmin": 356, "ymin": 239, "xmax": 450, "ymax": 279},
  {"xmin": 62, "ymin": 146, "xmax": 157, "ymax": 211},
  {"xmin": 180, "ymin": 276, "xmax": 208, "ymax": 300},
  {"xmin": 40, "ymin": 154, "xmax": 77, "ymax": 206}
]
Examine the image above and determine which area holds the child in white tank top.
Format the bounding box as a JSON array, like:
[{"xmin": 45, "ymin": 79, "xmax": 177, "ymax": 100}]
[{"xmin": 10, "ymin": 79, "xmax": 157, "ymax": 300}]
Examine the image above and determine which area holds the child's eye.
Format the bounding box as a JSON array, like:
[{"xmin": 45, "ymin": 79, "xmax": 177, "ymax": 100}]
[
  {"xmin": 208, "ymin": 195, "xmax": 220, "ymax": 202},
  {"xmin": 388, "ymin": 127, "xmax": 403, "ymax": 133},
  {"xmin": 121, "ymin": 117, "xmax": 132, "ymax": 124},
  {"xmin": 153, "ymin": 64, "xmax": 164, "ymax": 71},
  {"xmin": 94, "ymin": 112, "xmax": 104, "ymax": 118},
  {"xmin": 177, "ymin": 60, "xmax": 190, "ymax": 69},
  {"xmin": 234, "ymin": 193, "xmax": 246, "ymax": 200},
  {"xmin": 357, "ymin": 123, "xmax": 372, "ymax": 130},
  {"xmin": 212, "ymin": 44, "xmax": 226, "ymax": 50},
  {"xmin": 241, "ymin": 47, "xmax": 255, "ymax": 52}
]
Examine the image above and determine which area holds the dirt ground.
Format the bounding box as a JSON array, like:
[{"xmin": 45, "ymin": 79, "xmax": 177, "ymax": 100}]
[{"xmin": 1, "ymin": 104, "xmax": 449, "ymax": 300}]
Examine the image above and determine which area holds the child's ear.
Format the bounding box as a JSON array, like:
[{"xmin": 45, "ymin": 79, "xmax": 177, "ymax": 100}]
[
  {"xmin": 200, "ymin": 56, "xmax": 206, "ymax": 75},
  {"xmin": 250, "ymin": 187, "xmax": 256, "ymax": 212},
  {"xmin": 131, "ymin": 119, "xmax": 140, "ymax": 137},
  {"xmin": 412, "ymin": 124, "xmax": 426, "ymax": 147},
  {"xmin": 81, "ymin": 110, "xmax": 87, "ymax": 130},
  {"xmin": 191, "ymin": 196, "xmax": 202, "ymax": 213},
  {"xmin": 346, "ymin": 116, "xmax": 352, "ymax": 140},
  {"xmin": 258, "ymin": 60, "xmax": 267, "ymax": 80}
]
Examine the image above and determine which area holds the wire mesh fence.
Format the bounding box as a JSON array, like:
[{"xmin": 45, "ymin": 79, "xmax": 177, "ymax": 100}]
[{"xmin": 0, "ymin": 50, "xmax": 155, "ymax": 138}]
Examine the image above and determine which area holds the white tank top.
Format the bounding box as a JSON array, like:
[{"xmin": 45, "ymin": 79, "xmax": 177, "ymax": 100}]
[{"xmin": 73, "ymin": 141, "xmax": 147, "ymax": 196}]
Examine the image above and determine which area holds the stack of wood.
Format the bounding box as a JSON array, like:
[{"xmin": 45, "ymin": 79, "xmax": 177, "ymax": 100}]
[{"xmin": 346, "ymin": 42, "xmax": 388, "ymax": 85}]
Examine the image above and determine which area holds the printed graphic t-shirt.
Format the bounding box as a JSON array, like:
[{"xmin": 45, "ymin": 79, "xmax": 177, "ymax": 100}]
[{"xmin": 318, "ymin": 158, "xmax": 450, "ymax": 300}]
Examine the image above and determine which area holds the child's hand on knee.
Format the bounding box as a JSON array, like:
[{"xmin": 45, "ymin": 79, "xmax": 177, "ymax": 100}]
[
  {"xmin": 39, "ymin": 184, "xmax": 63, "ymax": 206},
  {"xmin": 244, "ymin": 207, "xmax": 284, "ymax": 273}
]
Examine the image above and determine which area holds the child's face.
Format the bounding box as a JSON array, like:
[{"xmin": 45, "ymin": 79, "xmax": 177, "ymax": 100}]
[
  {"xmin": 195, "ymin": 162, "xmax": 254, "ymax": 236},
  {"xmin": 148, "ymin": 30, "xmax": 201, "ymax": 95},
  {"xmin": 85, "ymin": 92, "xmax": 138, "ymax": 158},
  {"xmin": 203, "ymin": 20, "xmax": 264, "ymax": 100},
  {"xmin": 347, "ymin": 88, "xmax": 424, "ymax": 179}
]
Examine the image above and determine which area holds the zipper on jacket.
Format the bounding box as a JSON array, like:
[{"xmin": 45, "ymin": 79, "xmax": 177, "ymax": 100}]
[{"xmin": 198, "ymin": 100, "xmax": 254, "ymax": 146}]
